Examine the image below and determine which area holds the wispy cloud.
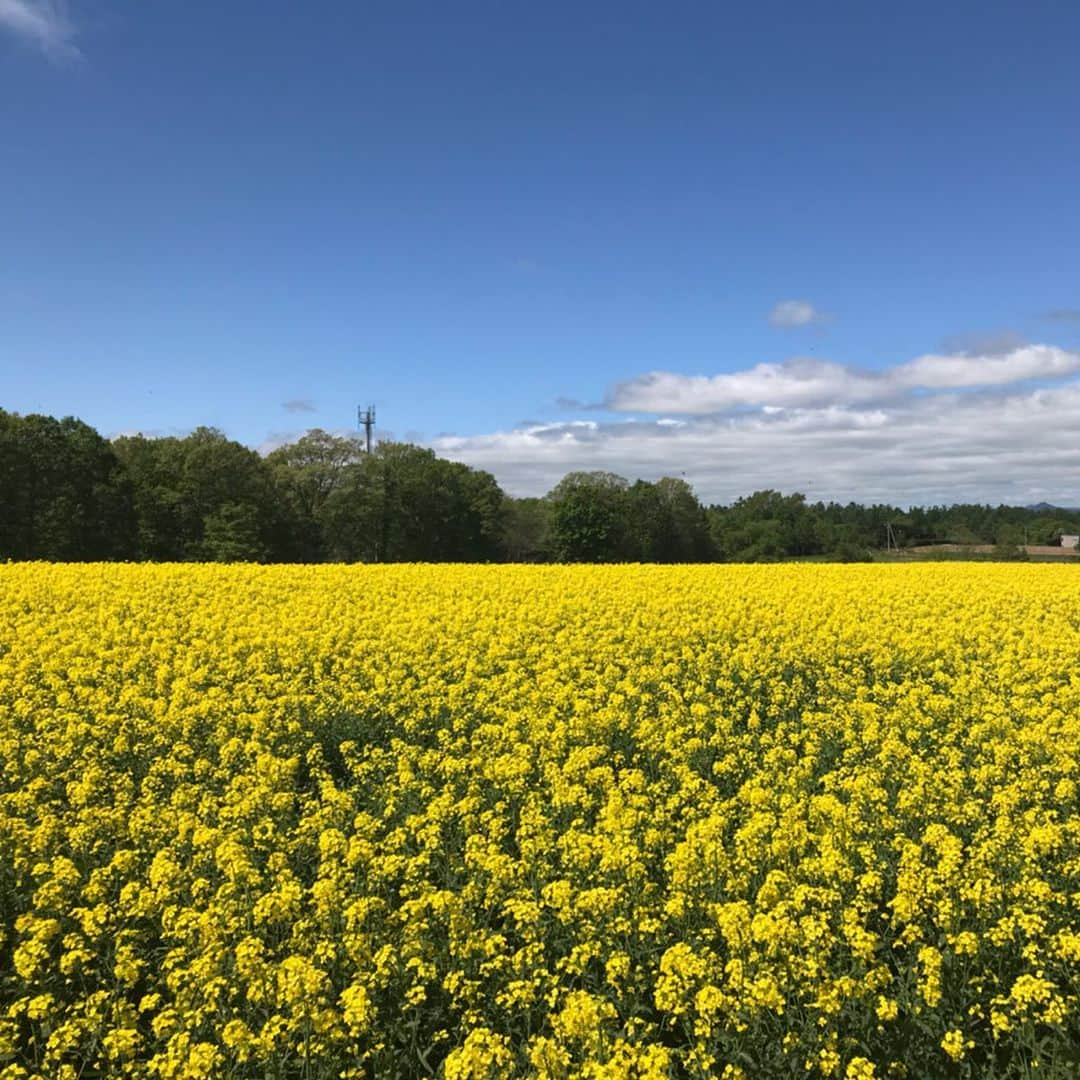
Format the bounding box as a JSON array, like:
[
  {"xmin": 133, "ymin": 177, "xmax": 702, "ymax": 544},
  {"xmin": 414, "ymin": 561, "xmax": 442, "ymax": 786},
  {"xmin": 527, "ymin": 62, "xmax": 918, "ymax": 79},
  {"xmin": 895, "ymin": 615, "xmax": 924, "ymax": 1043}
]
[
  {"xmin": 260, "ymin": 431, "xmax": 300, "ymax": 454},
  {"xmin": 768, "ymin": 299, "xmax": 827, "ymax": 328},
  {"xmin": 1043, "ymin": 308, "xmax": 1080, "ymax": 324},
  {"xmin": 555, "ymin": 395, "xmax": 605, "ymax": 411},
  {"xmin": 0, "ymin": 0, "xmax": 78, "ymax": 59},
  {"xmin": 433, "ymin": 343, "xmax": 1080, "ymax": 505},
  {"xmin": 282, "ymin": 398, "xmax": 317, "ymax": 414},
  {"xmin": 939, "ymin": 329, "xmax": 1026, "ymax": 357}
]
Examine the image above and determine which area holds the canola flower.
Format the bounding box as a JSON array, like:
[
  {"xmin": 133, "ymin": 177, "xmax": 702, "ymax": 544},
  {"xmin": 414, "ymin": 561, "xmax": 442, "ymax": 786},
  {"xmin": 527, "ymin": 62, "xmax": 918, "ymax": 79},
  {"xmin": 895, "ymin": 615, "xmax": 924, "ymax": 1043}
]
[{"xmin": 2, "ymin": 562, "xmax": 1080, "ymax": 1078}]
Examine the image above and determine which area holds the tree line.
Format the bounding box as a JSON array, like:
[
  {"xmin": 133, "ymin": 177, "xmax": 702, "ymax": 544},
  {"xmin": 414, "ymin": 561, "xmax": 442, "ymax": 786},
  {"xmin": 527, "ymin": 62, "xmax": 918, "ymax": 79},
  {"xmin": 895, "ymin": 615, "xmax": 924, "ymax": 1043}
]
[{"xmin": 3, "ymin": 409, "xmax": 1080, "ymax": 563}]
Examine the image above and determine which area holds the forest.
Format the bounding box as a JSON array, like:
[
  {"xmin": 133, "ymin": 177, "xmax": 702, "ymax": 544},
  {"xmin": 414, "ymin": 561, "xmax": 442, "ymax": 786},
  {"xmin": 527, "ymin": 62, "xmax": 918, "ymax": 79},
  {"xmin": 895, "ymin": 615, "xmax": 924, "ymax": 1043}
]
[{"xmin": 3, "ymin": 408, "xmax": 1078, "ymax": 564}]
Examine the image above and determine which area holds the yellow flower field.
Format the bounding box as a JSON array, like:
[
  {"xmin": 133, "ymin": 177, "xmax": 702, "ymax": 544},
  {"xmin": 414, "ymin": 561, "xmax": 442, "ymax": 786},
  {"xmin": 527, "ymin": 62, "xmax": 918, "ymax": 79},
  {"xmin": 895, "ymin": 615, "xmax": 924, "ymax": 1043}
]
[{"xmin": 2, "ymin": 563, "xmax": 1080, "ymax": 1079}]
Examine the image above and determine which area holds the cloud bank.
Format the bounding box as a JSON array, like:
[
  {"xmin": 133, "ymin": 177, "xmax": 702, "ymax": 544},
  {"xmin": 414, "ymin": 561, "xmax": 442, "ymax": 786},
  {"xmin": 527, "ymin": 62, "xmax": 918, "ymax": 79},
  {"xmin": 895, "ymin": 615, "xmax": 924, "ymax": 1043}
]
[
  {"xmin": 434, "ymin": 344, "xmax": 1080, "ymax": 506},
  {"xmin": 605, "ymin": 346, "xmax": 1080, "ymax": 414},
  {"xmin": 0, "ymin": 0, "xmax": 78, "ymax": 58}
]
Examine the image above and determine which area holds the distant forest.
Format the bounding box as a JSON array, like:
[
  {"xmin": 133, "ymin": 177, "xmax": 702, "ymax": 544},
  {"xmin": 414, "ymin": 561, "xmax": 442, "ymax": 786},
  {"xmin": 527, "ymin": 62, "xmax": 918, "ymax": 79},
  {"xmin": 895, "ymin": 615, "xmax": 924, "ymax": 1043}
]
[{"xmin": 3, "ymin": 409, "xmax": 1079, "ymax": 564}]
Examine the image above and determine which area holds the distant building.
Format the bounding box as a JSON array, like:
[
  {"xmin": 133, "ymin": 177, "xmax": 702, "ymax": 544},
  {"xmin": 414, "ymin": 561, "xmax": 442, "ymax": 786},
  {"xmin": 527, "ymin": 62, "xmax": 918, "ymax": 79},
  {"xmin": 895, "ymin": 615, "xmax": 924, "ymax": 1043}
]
[{"xmin": 1062, "ymin": 534, "xmax": 1080, "ymax": 550}]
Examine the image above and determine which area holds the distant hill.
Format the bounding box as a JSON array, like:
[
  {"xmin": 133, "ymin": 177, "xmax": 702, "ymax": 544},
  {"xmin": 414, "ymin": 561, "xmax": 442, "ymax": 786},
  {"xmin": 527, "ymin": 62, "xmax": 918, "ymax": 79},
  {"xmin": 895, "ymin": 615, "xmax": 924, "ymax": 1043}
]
[{"xmin": 1026, "ymin": 502, "xmax": 1080, "ymax": 513}]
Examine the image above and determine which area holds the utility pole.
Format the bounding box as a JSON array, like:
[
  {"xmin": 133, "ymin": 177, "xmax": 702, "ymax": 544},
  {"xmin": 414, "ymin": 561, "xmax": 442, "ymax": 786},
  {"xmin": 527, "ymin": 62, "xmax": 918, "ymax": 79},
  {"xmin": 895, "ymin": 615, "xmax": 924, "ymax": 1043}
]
[
  {"xmin": 357, "ymin": 404, "xmax": 376, "ymax": 454},
  {"xmin": 885, "ymin": 521, "xmax": 899, "ymax": 554}
]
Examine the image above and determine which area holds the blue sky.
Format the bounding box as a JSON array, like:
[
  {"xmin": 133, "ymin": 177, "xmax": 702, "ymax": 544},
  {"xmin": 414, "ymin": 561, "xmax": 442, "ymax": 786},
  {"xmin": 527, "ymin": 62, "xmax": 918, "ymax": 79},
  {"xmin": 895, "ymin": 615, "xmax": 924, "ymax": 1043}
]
[{"xmin": 3, "ymin": 1, "xmax": 1080, "ymax": 503}]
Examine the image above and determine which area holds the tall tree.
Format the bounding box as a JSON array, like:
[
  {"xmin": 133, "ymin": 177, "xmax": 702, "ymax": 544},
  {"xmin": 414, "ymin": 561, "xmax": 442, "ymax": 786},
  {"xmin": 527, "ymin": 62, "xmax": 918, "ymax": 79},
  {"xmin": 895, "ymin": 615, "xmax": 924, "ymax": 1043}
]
[
  {"xmin": 114, "ymin": 427, "xmax": 289, "ymax": 562},
  {"xmin": 709, "ymin": 490, "xmax": 827, "ymax": 561},
  {"xmin": 547, "ymin": 471, "xmax": 631, "ymax": 562},
  {"xmin": 0, "ymin": 410, "xmax": 135, "ymax": 560},
  {"xmin": 501, "ymin": 497, "xmax": 552, "ymax": 562},
  {"xmin": 654, "ymin": 476, "xmax": 714, "ymax": 561},
  {"xmin": 320, "ymin": 442, "xmax": 507, "ymax": 562},
  {"xmin": 266, "ymin": 429, "xmax": 367, "ymax": 560}
]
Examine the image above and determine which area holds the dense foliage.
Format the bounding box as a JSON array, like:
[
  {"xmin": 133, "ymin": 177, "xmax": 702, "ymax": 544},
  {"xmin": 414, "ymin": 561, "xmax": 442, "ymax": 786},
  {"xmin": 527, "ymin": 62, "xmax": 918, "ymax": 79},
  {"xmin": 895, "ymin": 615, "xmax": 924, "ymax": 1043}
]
[
  {"xmin": 3, "ymin": 564, "xmax": 1080, "ymax": 1078},
  {"xmin": 3, "ymin": 409, "xmax": 1080, "ymax": 562}
]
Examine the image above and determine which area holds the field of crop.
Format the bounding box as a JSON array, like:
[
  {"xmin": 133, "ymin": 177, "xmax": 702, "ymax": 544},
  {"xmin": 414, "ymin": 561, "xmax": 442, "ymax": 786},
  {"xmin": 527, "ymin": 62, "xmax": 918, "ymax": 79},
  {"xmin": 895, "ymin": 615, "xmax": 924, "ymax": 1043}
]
[{"xmin": 2, "ymin": 564, "xmax": 1080, "ymax": 1079}]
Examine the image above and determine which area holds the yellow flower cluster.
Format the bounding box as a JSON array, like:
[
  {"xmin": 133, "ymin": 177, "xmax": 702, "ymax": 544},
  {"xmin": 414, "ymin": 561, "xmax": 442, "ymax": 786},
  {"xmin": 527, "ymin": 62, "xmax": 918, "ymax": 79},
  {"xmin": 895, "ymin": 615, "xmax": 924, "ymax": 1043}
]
[{"xmin": 2, "ymin": 562, "xmax": 1080, "ymax": 1077}]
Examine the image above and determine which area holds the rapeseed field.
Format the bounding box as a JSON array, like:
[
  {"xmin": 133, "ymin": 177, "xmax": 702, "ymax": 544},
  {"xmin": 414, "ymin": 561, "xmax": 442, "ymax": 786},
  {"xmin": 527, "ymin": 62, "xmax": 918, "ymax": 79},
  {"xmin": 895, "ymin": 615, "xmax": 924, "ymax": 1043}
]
[{"xmin": 2, "ymin": 563, "xmax": 1079, "ymax": 1079}]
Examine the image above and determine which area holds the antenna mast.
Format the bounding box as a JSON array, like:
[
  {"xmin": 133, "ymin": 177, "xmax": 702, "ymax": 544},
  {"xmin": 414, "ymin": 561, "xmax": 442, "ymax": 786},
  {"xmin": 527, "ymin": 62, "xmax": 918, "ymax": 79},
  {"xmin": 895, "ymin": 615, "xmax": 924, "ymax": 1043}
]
[{"xmin": 357, "ymin": 404, "xmax": 376, "ymax": 453}]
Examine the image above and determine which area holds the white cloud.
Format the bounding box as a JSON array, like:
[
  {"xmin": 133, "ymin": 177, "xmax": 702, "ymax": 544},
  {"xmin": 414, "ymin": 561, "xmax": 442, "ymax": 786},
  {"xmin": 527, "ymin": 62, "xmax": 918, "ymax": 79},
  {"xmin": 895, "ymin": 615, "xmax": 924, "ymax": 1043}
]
[
  {"xmin": 606, "ymin": 345, "xmax": 1080, "ymax": 414},
  {"xmin": 894, "ymin": 346, "xmax": 1080, "ymax": 390},
  {"xmin": 609, "ymin": 359, "xmax": 875, "ymax": 412},
  {"xmin": 434, "ymin": 345, "xmax": 1080, "ymax": 506},
  {"xmin": 768, "ymin": 299, "xmax": 826, "ymax": 328},
  {"xmin": 0, "ymin": 0, "xmax": 77, "ymax": 59}
]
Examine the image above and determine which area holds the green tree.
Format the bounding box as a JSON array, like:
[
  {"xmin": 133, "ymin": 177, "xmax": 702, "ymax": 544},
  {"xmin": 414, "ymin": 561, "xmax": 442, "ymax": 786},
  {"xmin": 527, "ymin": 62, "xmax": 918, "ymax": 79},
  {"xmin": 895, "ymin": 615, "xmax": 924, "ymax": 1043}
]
[
  {"xmin": 654, "ymin": 476, "xmax": 713, "ymax": 561},
  {"xmin": 1028, "ymin": 518, "xmax": 1069, "ymax": 546},
  {"xmin": 547, "ymin": 472, "xmax": 630, "ymax": 562},
  {"xmin": 501, "ymin": 497, "xmax": 552, "ymax": 562},
  {"xmin": 708, "ymin": 490, "xmax": 827, "ymax": 561},
  {"xmin": 265, "ymin": 429, "xmax": 365, "ymax": 519},
  {"xmin": 993, "ymin": 523, "xmax": 1028, "ymax": 561},
  {"xmin": 200, "ymin": 502, "xmax": 269, "ymax": 562},
  {"xmin": 320, "ymin": 442, "xmax": 507, "ymax": 562},
  {"xmin": 624, "ymin": 480, "xmax": 669, "ymax": 562},
  {"xmin": 266, "ymin": 429, "xmax": 367, "ymax": 560},
  {"xmin": 0, "ymin": 410, "xmax": 135, "ymax": 560},
  {"xmin": 112, "ymin": 434, "xmax": 195, "ymax": 559},
  {"xmin": 114, "ymin": 427, "xmax": 289, "ymax": 562}
]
